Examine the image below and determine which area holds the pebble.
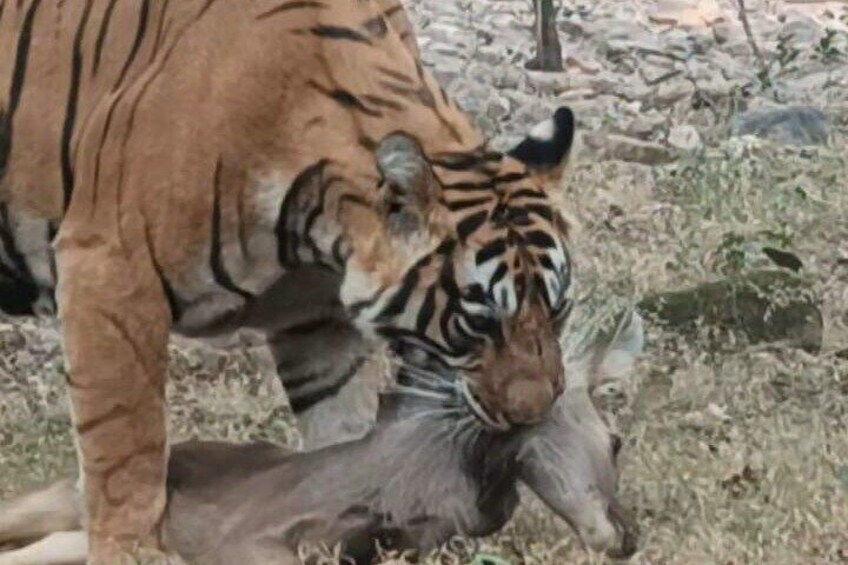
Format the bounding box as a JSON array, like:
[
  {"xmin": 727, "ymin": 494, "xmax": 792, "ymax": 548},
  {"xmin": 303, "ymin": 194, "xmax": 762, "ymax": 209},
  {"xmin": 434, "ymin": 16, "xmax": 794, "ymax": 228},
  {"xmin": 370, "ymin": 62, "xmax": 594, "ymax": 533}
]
[
  {"xmin": 401, "ymin": 0, "xmax": 846, "ymax": 159},
  {"xmin": 668, "ymin": 124, "xmax": 703, "ymax": 151}
]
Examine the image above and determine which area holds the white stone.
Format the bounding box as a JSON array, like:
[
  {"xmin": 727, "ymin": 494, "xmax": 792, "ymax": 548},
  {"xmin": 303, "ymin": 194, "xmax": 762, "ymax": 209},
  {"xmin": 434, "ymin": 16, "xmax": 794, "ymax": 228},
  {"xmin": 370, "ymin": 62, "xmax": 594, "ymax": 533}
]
[{"xmin": 667, "ymin": 125, "xmax": 702, "ymax": 151}]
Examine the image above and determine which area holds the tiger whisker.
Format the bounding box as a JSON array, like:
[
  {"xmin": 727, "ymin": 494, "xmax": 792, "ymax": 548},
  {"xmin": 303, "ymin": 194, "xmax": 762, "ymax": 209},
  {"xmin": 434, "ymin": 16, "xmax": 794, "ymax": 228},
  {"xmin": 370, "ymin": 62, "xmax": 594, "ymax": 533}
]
[
  {"xmin": 400, "ymin": 365, "xmax": 458, "ymax": 388},
  {"xmin": 399, "ymin": 370, "xmax": 457, "ymax": 394},
  {"xmin": 390, "ymin": 384, "xmax": 453, "ymax": 401},
  {"xmin": 407, "ymin": 407, "xmax": 465, "ymax": 422}
]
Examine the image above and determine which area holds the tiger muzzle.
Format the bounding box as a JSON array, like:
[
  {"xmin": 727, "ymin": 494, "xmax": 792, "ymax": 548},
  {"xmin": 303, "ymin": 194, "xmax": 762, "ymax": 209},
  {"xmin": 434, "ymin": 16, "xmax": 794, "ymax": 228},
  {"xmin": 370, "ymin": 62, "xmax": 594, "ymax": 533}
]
[{"xmin": 502, "ymin": 377, "xmax": 559, "ymax": 424}]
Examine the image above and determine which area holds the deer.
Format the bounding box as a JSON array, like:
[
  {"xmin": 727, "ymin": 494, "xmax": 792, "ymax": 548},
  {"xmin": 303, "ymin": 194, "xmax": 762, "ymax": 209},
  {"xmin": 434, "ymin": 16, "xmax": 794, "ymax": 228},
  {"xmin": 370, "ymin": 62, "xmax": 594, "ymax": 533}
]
[{"xmin": 0, "ymin": 312, "xmax": 644, "ymax": 565}]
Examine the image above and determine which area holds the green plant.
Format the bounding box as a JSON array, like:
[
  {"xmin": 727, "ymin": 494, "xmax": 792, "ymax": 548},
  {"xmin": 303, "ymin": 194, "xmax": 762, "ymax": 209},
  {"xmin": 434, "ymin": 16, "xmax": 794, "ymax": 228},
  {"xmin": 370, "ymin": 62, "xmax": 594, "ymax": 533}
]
[{"xmin": 815, "ymin": 28, "xmax": 843, "ymax": 63}]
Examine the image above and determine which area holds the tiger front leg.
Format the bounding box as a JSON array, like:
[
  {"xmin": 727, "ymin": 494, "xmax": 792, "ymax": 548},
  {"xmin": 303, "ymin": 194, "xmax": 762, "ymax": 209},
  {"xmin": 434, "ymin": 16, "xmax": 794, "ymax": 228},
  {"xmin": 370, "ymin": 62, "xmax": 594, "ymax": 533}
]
[{"xmin": 57, "ymin": 242, "xmax": 172, "ymax": 564}]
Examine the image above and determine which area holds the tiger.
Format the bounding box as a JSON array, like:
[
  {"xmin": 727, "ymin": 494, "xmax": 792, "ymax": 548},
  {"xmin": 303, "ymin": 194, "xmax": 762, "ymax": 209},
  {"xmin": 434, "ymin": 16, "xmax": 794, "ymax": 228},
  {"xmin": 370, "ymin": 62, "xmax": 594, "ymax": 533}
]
[{"xmin": 0, "ymin": 0, "xmax": 576, "ymax": 562}]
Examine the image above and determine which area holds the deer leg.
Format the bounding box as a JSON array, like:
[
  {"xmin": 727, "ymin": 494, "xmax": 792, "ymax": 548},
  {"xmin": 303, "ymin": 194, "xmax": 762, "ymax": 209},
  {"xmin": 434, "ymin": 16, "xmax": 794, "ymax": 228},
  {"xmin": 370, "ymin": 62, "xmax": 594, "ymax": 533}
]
[
  {"xmin": 0, "ymin": 479, "xmax": 82, "ymax": 546},
  {"xmin": 0, "ymin": 532, "xmax": 87, "ymax": 565},
  {"xmin": 57, "ymin": 243, "xmax": 171, "ymax": 564}
]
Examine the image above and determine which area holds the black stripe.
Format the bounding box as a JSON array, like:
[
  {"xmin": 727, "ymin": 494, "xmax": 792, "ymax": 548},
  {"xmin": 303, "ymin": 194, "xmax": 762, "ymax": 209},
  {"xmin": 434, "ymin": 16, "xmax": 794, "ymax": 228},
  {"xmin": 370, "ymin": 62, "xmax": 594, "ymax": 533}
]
[
  {"xmin": 160, "ymin": 276, "xmax": 181, "ymax": 321},
  {"xmin": 509, "ymin": 188, "xmax": 546, "ymax": 201},
  {"xmin": 494, "ymin": 172, "xmax": 529, "ymax": 184},
  {"xmin": 442, "ymin": 180, "xmax": 494, "ymax": 192},
  {"xmin": 487, "ymin": 262, "xmax": 509, "ymax": 293},
  {"xmin": 456, "ymin": 210, "xmax": 488, "ymax": 241},
  {"xmin": 415, "ymin": 285, "xmax": 436, "ymax": 334},
  {"xmin": 92, "ymin": 0, "xmax": 118, "ymax": 76},
  {"xmin": 378, "ymin": 327, "xmax": 455, "ymax": 357},
  {"xmin": 331, "ymin": 236, "xmax": 348, "ymax": 266},
  {"xmin": 533, "ymin": 273, "xmax": 551, "ymax": 308},
  {"xmin": 210, "ymin": 160, "xmax": 253, "ymax": 299},
  {"xmin": 309, "ymin": 25, "xmax": 371, "ymax": 44},
  {"xmin": 524, "ymin": 204, "xmax": 553, "ymax": 221},
  {"xmin": 309, "ymin": 81, "xmax": 382, "ymax": 117},
  {"xmin": 197, "ymin": 0, "xmax": 217, "ymax": 19},
  {"xmin": 276, "ymin": 160, "xmax": 328, "ymax": 266},
  {"xmin": 379, "ymin": 267, "xmax": 419, "ymax": 319},
  {"xmin": 257, "ymin": 0, "xmax": 325, "ymax": 20},
  {"xmin": 362, "ymin": 94, "xmax": 403, "ymax": 112},
  {"xmin": 377, "ymin": 65, "xmax": 414, "ymax": 85},
  {"xmin": 288, "ymin": 356, "xmax": 366, "ymax": 413},
  {"xmin": 431, "ymin": 153, "xmax": 500, "ymax": 172},
  {"xmin": 148, "ymin": 0, "xmax": 171, "ymax": 63},
  {"xmin": 538, "ymin": 254, "xmax": 556, "ymax": 272},
  {"xmin": 284, "ymin": 317, "xmax": 335, "ymax": 335},
  {"xmin": 107, "ymin": 0, "xmax": 218, "ymax": 208},
  {"xmin": 438, "ymin": 85, "xmax": 450, "ymax": 104},
  {"xmin": 444, "ymin": 196, "xmax": 490, "ymax": 212},
  {"xmin": 113, "ymin": 0, "xmax": 150, "ymax": 91},
  {"xmin": 303, "ymin": 173, "xmax": 343, "ymax": 266},
  {"xmin": 358, "ymin": 136, "xmax": 378, "ymax": 151},
  {"xmin": 0, "ymin": 204, "xmax": 33, "ymax": 285},
  {"xmin": 347, "ymin": 285, "xmax": 386, "ymax": 318},
  {"xmin": 523, "ymin": 230, "xmax": 557, "ymax": 249},
  {"xmin": 475, "ymin": 239, "xmax": 506, "ymax": 265},
  {"xmin": 46, "ymin": 222, "xmax": 58, "ymax": 283},
  {"xmin": 383, "ymin": 4, "xmax": 404, "ymax": 19},
  {"xmin": 142, "ymin": 222, "xmax": 182, "ymax": 322},
  {"xmin": 337, "ymin": 193, "xmax": 371, "ymax": 210},
  {"xmin": 0, "ymin": 0, "xmax": 41, "ymax": 181},
  {"xmin": 92, "ymin": 98, "xmax": 118, "ymax": 195},
  {"xmin": 61, "ymin": 0, "xmax": 95, "ymax": 210},
  {"xmin": 380, "ymin": 81, "xmax": 436, "ymax": 109}
]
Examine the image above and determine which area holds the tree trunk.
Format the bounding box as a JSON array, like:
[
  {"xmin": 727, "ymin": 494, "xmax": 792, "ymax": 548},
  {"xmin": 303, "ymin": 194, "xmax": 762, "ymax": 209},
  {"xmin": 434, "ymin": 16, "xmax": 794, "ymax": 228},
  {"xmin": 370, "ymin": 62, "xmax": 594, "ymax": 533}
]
[{"xmin": 526, "ymin": 0, "xmax": 563, "ymax": 72}]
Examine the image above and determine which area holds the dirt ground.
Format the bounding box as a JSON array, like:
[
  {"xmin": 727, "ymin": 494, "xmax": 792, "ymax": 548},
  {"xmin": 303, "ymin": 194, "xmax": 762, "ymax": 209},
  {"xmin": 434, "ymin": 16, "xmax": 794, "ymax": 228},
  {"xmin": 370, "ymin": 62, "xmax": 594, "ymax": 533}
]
[{"xmin": 1, "ymin": 0, "xmax": 847, "ymax": 563}]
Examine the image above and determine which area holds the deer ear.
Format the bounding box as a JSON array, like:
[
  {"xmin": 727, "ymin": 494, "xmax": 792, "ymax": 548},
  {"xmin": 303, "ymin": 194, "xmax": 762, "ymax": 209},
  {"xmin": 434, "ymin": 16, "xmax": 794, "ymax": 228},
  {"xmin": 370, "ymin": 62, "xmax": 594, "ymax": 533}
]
[
  {"xmin": 563, "ymin": 309, "xmax": 645, "ymax": 391},
  {"xmin": 508, "ymin": 106, "xmax": 575, "ymax": 173},
  {"xmin": 594, "ymin": 310, "xmax": 645, "ymax": 387},
  {"xmin": 375, "ymin": 133, "xmax": 439, "ymax": 236}
]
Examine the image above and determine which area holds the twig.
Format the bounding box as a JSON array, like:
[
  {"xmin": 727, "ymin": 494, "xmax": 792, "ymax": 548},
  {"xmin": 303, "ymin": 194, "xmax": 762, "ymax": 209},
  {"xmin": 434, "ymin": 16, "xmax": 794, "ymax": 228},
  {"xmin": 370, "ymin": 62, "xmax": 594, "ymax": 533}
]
[
  {"xmin": 639, "ymin": 68, "xmax": 684, "ymax": 87},
  {"xmin": 735, "ymin": 0, "xmax": 769, "ymax": 81}
]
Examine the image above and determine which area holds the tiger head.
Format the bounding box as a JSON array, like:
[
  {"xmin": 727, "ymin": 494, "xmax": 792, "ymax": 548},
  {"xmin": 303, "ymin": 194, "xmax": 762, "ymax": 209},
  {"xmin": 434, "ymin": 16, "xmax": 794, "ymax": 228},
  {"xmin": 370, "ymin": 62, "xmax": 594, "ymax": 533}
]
[{"xmin": 346, "ymin": 107, "xmax": 576, "ymax": 430}]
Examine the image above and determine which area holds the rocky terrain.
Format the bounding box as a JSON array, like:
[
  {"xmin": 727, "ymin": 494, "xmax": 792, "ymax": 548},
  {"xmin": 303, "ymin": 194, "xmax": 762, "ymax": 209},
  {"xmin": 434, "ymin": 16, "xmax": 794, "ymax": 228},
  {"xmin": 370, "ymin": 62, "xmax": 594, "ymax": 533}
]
[{"xmin": 1, "ymin": 1, "xmax": 847, "ymax": 563}]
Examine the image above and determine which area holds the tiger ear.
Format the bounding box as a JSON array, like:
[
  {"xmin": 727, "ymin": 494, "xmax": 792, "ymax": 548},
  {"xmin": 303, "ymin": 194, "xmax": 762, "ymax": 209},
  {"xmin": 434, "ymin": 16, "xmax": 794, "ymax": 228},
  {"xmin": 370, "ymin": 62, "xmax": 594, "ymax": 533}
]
[
  {"xmin": 508, "ymin": 106, "xmax": 575, "ymax": 175},
  {"xmin": 375, "ymin": 133, "xmax": 440, "ymax": 236}
]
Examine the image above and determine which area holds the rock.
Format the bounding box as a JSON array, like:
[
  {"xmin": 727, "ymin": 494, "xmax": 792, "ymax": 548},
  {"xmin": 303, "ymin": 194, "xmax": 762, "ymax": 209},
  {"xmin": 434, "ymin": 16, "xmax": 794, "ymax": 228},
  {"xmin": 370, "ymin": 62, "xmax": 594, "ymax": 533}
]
[
  {"xmin": 492, "ymin": 66, "xmax": 524, "ymax": 91},
  {"xmin": 648, "ymin": 0, "xmax": 725, "ymax": 28},
  {"xmin": 427, "ymin": 58, "xmax": 465, "ymax": 87},
  {"xmin": 485, "ymin": 95, "xmax": 511, "ymax": 122},
  {"xmin": 526, "ymin": 71, "xmax": 571, "ymax": 96},
  {"xmin": 649, "ymin": 80, "xmax": 696, "ymax": 108},
  {"xmin": 584, "ymin": 132, "xmax": 676, "ymax": 165},
  {"xmin": 731, "ymin": 106, "xmax": 831, "ymax": 146},
  {"xmin": 639, "ymin": 270, "xmax": 824, "ymax": 353},
  {"xmin": 626, "ymin": 112, "xmax": 667, "ymax": 139},
  {"xmin": 780, "ymin": 16, "xmax": 823, "ymax": 46},
  {"xmin": 712, "ymin": 19, "xmax": 740, "ymax": 45},
  {"xmin": 667, "ymin": 124, "xmax": 702, "ymax": 151},
  {"xmin": 564, "ymin": 54, "xmax": 603, "ymax": 75}
]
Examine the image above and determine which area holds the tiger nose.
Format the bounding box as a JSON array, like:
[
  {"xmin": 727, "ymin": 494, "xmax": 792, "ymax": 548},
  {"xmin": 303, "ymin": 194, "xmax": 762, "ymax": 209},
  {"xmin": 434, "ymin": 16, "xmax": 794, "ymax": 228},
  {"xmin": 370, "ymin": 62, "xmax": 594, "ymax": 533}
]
[{"xmin": 503, "ymin": 378, "xmax": 558, "ymax": 424}]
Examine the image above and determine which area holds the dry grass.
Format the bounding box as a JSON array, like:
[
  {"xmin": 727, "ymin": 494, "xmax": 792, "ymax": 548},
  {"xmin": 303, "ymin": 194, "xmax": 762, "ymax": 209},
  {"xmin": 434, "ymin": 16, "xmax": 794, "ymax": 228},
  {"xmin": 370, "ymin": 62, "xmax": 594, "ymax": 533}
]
[{"xmin": 1, "ymin": 143, "xmax": 847, "ymax": 563}]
